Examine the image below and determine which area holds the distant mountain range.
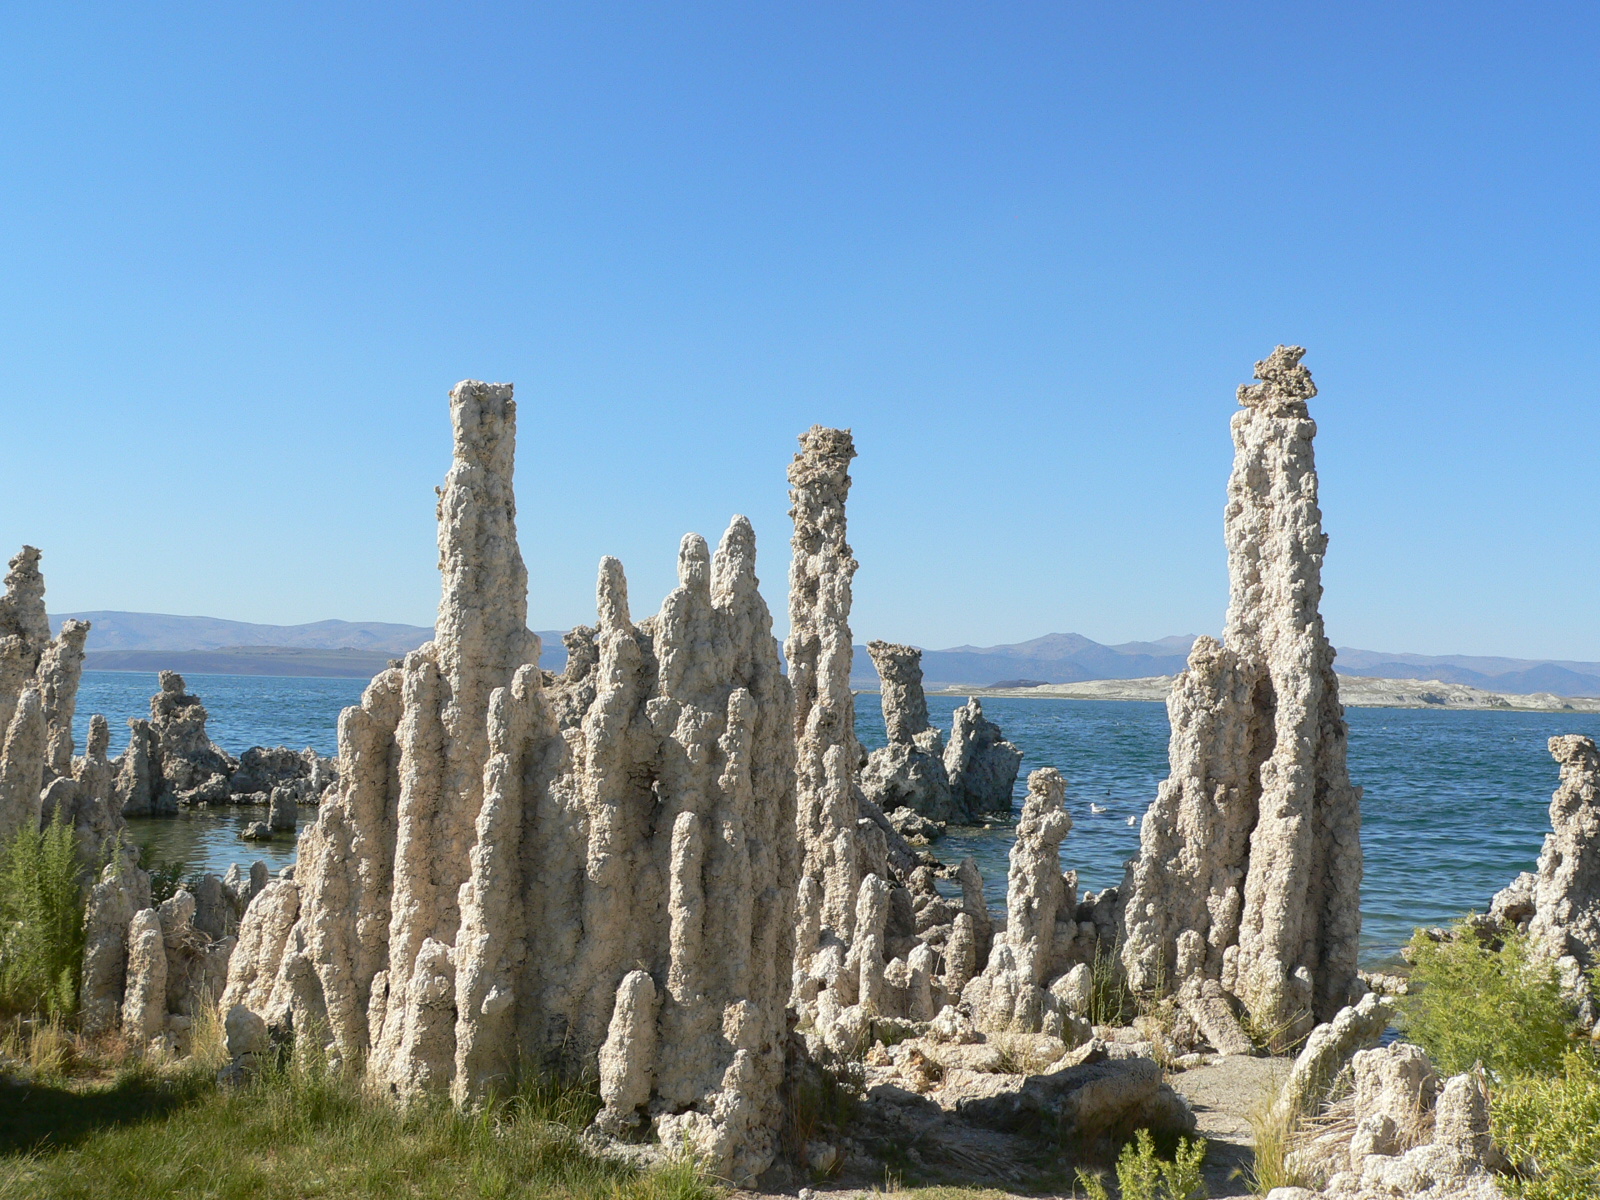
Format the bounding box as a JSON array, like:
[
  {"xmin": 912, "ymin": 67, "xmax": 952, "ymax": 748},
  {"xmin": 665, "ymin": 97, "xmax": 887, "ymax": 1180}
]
[
  {"xmin": 53, "ymin": 612, "xmax": 437, "ymax": 654},
  {"xmin": 883, "ymin": 635, "xmax": 1600, "ymax": 699},
  {"xmin": 48, "ymin": 612, "xmax": 1600, "ymax": 698}
]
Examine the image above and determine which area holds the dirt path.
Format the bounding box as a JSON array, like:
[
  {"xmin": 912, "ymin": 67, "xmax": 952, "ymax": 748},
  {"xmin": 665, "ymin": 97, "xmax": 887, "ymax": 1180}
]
[{"xmin": 1166, "ymin": 1055, "xmax": 1286, "ymax": 1198}]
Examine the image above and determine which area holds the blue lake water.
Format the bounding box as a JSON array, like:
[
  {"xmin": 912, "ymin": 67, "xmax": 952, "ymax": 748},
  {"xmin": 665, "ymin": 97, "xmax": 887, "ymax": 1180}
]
[{"xmin": 78, "ymin": 670, "xmax": 1600, "ymax": 968}]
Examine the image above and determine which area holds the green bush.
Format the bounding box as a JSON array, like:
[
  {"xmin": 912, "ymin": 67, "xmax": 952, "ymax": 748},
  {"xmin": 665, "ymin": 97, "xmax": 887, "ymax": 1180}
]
[
  {"xmin": 0, "ymin": 812, "xmax": 86, "ymax": 1017},
  {"xmin": 1400, "ymin": 923, "xmax": 1575, "ymax": 1078},
  {"xmin": 1076, "ymin": 1129, "xmax": 1207, "ymax": 1200},
  {"xmin": 1492, "ymin": 1050, "xmax": 1600, "ymax": 1200}
]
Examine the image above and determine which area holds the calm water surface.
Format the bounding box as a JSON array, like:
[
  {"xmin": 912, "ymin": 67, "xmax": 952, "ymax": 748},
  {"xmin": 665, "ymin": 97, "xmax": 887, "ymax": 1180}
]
[{"xmin": 76, "ymin": 671, "xmax": 1600, "ymax": 967}]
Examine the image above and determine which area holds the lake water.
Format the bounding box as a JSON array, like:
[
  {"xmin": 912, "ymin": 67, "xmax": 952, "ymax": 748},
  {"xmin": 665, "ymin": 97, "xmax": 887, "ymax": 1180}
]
[{"xmin": 79, "ymin": 670, "xmax": 1600, "ymax": 968}]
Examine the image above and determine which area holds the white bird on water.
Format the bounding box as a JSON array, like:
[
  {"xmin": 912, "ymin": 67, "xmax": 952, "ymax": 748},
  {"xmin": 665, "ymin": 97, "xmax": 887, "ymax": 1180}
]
[
  {"xmin": 1125, "ymin": 814, "xmax": 1137, "ymax": 826},
  {"xmin": 1089, "ymin": 803, "xmax": 1108, "ymax": 815}
]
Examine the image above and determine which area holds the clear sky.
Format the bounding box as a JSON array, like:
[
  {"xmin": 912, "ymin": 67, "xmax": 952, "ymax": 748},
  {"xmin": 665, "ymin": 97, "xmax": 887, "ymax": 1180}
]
[{"xmin": 2, "ymin": 4, "xmax": 1597, "ymax": 659}]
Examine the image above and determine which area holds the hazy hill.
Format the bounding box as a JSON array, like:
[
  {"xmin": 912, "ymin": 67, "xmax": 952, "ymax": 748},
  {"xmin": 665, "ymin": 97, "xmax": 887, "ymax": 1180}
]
[
  {"xmin": 52, "ymin": 612, "xmax": 436, "ymax": 654},
  {"xmin": 853, "ymin": 635, "xmax": 1600, "ymax": 698},
  {"xmin": 50, "ymin": 611, "xmax": 1600, "ymax": 698}
]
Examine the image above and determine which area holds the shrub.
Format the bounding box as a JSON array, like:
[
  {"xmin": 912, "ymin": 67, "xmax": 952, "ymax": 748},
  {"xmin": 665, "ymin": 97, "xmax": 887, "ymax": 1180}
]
[
  {"xmin": 0, "ymin": 812, "xmax": 86, "ymax": 1017},
  {"xmin": 1400, "ymin": 923, "xmax": 1575, "ymax": 1078},
  {"xmin": 1492, "ymin": 1050, "xmax": 1600, "ymax": 1200},
  {"xmin": 1089, "ymin": 941, "xmax": 1135, "ymax": 1027},
  {"xmin": 1076, "ymin": 1129, "xmax": 1207, "ymax": 1200}
]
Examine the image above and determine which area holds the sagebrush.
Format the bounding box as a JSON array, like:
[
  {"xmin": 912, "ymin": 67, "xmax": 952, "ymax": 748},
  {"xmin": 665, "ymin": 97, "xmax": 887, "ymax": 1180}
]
[{"xmin": 1400, "ymin": 922, "xmax": 1575, "ymax": 1078}]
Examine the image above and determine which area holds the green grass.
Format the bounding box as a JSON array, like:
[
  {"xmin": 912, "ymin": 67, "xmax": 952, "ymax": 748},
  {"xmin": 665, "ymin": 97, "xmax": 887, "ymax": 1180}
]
[
  {"xmin": 0, "ymin": 1048, "xmax": 722, "ymax": 1200},
  {"xmin": 1399, "ymin": 923, "xmax": 1576, "ymax": 1078},
  {"xmin": 1492, "ymin": 1050, "xmax": 1600, "ymax": 1200},
  {"xmin": 0, "ymin": 812, "xmax": 85, "ymax": 1018}
]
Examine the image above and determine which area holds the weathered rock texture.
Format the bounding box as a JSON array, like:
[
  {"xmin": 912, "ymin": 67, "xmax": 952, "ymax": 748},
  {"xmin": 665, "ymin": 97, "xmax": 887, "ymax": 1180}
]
[
  {"xmin": 1290, "ymin": 1051, "xmax": 1505, "ymax": 1199},
  {"xmin": 787, "ymin": 427, "xmax": 866, "ymax": 966},
  {"xmin": 1526, "ymin": 735, "xmax": 1600, "ymax": 974},
  {"xmin": 0, "ymin": 547, "xmax": 101, "ymax": 846},
  {"xmin": 861, "ymin": 642, "xmax": 955, "ymax": 823},
  {"xmin": 221, "ymin": 383, "xmax": 797, "ymax": 1183},
  {"xmin": 112, "ymin": 675, "xmax": 338, "ymax": 821},
  {"xmin": 861, "ymin": 644, "xmax": 1022, "ymax": 828},
  {"xmin": 1121, "ymin": 346, "xmax": 1363, "ymax": 1039},
  {"xmin": 944, "ymin": 697, "xmax": 1023, "ymax": 819},
  {"xmin": 785, "ymin": 431, "xmax": 978, "ymax": 1062},
  {"xmin": 964, "ymin": 769, "xmax": 1077, "ymax": 1035}
]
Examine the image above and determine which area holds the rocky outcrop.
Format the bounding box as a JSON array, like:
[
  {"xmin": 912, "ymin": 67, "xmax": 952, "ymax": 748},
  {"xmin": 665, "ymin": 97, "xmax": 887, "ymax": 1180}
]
[
  {"xmin": 143, "ymin": 672, "xmax": 239, "ymax": 807},
  {"xmin": 220, "ymin": 383, "xmax": 797, "ymax": 1183},
  {"xmin": 861, "ymin": 642, "xmax": 956, "ymax": 823},
  {"xmin": 785, "ymin": 431, "xmax": 976, "ymax": 1063},
  {"xmin": 944, "ymin": 697, "xmax": 1022, "ymax": 819},
  {"xmin": 111, "ymin": 680, "xmax": 338, "ymax": 821},
  {"xmin": 1121, "ymin": 346, "xmax": 1363, "ymax": 1041},
  {"xmin": 230, "ymin": 745, "xmax": 337, "ymax": 806},
  {"xmin": 861, "ymin": 646, "xmax": 1022, "ymax": 828},
  {"xmin": 79, "ymin": 859, "xmax": 153, "ymax": 1034},
  {"xmin": 1272, "ymin": 992, "xmax": 1394, "ymax": 1122},
  {"xmin": 1527, "ymin": 735, "xmax": 1600, "ymax": 974},
  {"xmin": 57, "ymin": 713, "xmax": 125, "ymax": 865},
  {"xmin": 787, "ymin": 427, "xmax": 866, "ymax": 966},
  {"xmin": 964, "ymin": 770, "xmax": 1077, "ymax": 1036},
  {"xmin": 1287, "ymin": 1058, "xmax": 1505, "ymax": 1200},
  {"xmin": 0, "ymin": 547, "xmax": 100, "ymax": 847}
]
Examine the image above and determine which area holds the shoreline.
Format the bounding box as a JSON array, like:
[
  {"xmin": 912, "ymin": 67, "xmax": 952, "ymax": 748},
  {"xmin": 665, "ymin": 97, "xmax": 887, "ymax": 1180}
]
[{"xmin": 897, "ymin": 672, "xmax": 1600, "ymax": 712}]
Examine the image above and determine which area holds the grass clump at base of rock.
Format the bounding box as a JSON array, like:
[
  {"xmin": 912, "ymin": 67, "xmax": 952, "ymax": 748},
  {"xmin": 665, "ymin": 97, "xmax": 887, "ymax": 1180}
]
[
  {"xmin": 1239, "ymin": 1090, "xmax": 1313, "ymax": 1197},
  {"xmin": 1399, "ymin": 922, "xmax": 1577, "ymax": 1079},
  {"xmin": 0, "ymin": 1029, "xmax": 721, "ymax": 1200}
]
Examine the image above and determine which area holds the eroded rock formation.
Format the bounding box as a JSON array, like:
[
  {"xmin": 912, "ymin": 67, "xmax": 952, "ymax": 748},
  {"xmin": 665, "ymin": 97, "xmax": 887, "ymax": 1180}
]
[
  {"xmin": 1120, "ymin": 346, "xmax": 1363, "ymax": 1039},
  {"xmin": 111, "ymin": 676, "xmax": 338, "ymax": 824},
  {"xmin": 860, "ymin": 643, "xmax": 1022, "ymax": 830},
  {"xmin": 785, "ymin": 430, "xmax": 980, "ymax": 1062},
  {"xmin": 861, "ymin": 641, "xmax": 955, "ymax": 823},
  {"xmin": 964, "ymin": 769, "xmax": 1076, "ymax": 1035},
  {"xmin": 0, "ymin": 546, "xmax": 103, "ymax": 847},
  {"xmin": 1527, "ymin": 735, "xmax": 1600, "ymax": 974},
  {"xmin": 944, "ymin": 697, "xmax": 1023, "ymax": 819},
  {"xmin": 221, "ymin": 383, "xmax": 797, "ymax": 1183}
]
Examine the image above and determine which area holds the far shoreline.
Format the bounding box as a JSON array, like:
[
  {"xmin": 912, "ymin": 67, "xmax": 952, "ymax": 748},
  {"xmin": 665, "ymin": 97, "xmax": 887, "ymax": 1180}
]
[{"xmin": 873, "ymin": 672, "xmax": 1600, "ymax": 714}]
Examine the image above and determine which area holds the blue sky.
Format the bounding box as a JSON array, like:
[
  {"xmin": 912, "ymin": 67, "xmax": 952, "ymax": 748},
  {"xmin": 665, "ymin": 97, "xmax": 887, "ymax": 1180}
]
[{"xmin": 2, "ymin": 4, "xmax": 1597, "ymax": 659}]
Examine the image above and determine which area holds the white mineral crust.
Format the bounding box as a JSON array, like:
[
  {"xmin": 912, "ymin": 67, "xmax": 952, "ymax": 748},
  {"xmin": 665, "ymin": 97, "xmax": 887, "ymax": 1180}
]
[
  {"xmin": 1121, "ymin": 346, "xmax": 1363, "ymax": 1038},
  {"xmin": 221, "ymin": 382, "xmax": 795, "ymax": 1183}
]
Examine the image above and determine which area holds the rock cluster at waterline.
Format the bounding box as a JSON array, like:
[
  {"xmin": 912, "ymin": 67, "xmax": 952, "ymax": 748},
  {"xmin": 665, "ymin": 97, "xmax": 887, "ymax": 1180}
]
[
  {"xmin": 115, "ymin": 671, "xmax": 337, "ymax": 822},
  {"xmin": 860, "ymin": 641, "xmax": 1022, "ymax": 831},
  {"xmin": 1120, "ymin": 346, "xmax": 1363, "ymax": 1042},
  {"xmin": 223, "ymin": 384, "xmax": 796, "ymax": 1183}
]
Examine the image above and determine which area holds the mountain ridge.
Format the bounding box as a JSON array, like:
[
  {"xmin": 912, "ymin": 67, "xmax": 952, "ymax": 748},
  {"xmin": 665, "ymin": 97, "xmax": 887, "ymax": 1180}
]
[{"xmin": 52, "ymin": 612, "xmax": 1600, "ymax": 698}]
